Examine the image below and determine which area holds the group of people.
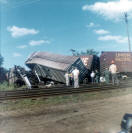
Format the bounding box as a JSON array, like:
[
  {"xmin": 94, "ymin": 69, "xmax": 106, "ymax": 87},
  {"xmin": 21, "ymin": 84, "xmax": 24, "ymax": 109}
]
[
  {"xmin": 64, "ymin": 67, "xmax": 80, "ymax": 88},
  {"xmin": 90, "ymin": 60, "xmax": 119, "ymax": 85},
  {"xmin": 64, "ymin": 60, "xmax": 119, "ymax": 88},
  {"xmin": 90, "ymin": 70, "xmax": 100, "ymax": 84}
]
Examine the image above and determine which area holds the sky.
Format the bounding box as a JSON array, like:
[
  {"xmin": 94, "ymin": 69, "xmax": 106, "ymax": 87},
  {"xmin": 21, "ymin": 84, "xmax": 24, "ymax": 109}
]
[{"xmin": 0, "ymin": 0, "xmax": 132, "ymax": 69}]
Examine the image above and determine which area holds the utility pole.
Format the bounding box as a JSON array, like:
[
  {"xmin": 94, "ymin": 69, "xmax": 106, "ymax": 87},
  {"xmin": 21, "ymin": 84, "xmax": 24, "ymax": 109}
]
[
  {"xmin": 124, "ymin": 12, "xmax": 131, "ymax": 52},
  {"xmin": 0, "ymin": 4, "xmax": 1, "ymax": 68}
]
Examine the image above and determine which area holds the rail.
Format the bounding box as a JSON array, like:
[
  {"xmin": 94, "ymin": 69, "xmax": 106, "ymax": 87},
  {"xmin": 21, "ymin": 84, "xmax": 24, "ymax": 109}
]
[{"xmin": 0, "ymin": 81, "xmax": 131, "ymax": 101}]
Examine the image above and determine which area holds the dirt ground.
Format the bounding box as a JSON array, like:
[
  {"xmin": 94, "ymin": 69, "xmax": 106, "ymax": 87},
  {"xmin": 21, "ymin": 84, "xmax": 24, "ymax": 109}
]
[{"xmin": 0, "ymin": 88, "xmax": 132, "ymax": 133}]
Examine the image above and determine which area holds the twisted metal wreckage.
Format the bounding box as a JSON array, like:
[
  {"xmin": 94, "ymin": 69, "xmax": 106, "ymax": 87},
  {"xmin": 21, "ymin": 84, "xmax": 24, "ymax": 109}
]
[
  {"xmin": 8, "ymin": 52, "xmax": 98, "ymax": 88},
  {"xmin": 7, "ymin": 51, "xmax": 132, "ymax": 89}
]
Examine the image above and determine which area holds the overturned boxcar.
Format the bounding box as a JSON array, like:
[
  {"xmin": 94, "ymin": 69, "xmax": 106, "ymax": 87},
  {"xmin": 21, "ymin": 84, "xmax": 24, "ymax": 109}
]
[
  {"xmin": 80, "ymin": 55, "xmax": 99, "ymax": 71},
  {"xmin": 80, "ymin": 55, "xmax": 100, "ymax": 82},
  {"xmin": 100, "ymin": 51, "xmax": 132, "ymax": 75},
  {"xmin": 25, "ymin": 52, "xmax": 88, "ymax": 83}
]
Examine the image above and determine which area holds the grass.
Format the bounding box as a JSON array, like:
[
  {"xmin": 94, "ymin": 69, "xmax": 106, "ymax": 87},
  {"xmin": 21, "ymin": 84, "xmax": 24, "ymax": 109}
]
[
  {"xmin": 0, "ymin": 82, "xmax": 132, "ymax": 112},
  {"xmin": 0, "ymin": 82, "xmax": 15, "ymax": 91},
  {"xmin": 0, "ymin": 87, "xmax": 132, "ymax": 112},
  {"xmin": 0, "ymin": 82, "xmax": 27, "ymax": 91}
]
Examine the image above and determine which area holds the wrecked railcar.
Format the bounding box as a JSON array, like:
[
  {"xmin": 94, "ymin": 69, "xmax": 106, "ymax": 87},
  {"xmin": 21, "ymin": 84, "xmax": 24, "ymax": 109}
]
[
  {"xmin": 80, "ymin": 55, "xmax": 100, "ymax": 82},
  {"xmin": 7, "ymin": 66, "xmax": 37, "ymax": 88},
  {"xmin": 100, "ymin": 51, "xmax": 132, "ymax": 76},
  {"xmin": 25, "ymin": 52, "xmax": 88, "ymax": 83},
  {"xmin": 80, "ymin": 55, "xmax": 99, "ymax": 71}
]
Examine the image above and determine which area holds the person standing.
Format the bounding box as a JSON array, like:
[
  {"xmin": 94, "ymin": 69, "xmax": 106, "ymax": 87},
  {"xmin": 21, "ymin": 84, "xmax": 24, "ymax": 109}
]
[
  {"xmin": 90, "ymin": 71, "xmax": 95, "ymax": 84},
  {"xmin": 69, "ymin": 73, "xmax": 73, "ymax": 86},
  {"xmin": 100, "ymin": 76, "xmax": 105, "ymax": 84},
  {"xmin": 72, "ymin": 67, "xmax": 80, "ymax": 88},
  {"xmin": 104, "ymin": 68, "xmax": 110, "ymax": 84},
  {"xmin": 64, "ymin": 72, "xmax": 70, "ymax": 86},
  {"xmin": 109, "ymin": 60, "xmax": 119, "ymax": 85},
  {"xmin": 95, "ymin": 70, "xmax": 100, "ymax": 83}
]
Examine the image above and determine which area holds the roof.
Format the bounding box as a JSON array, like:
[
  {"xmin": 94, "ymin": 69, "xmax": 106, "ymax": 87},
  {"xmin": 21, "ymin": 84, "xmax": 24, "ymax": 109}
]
[
  {"xmin": 26, "ymin": 52, "xmax": 79, "ymax": 71},
  {"xmin": 101, "ymin": 51, "xmax": 132, "ymax": 54},
  {"xmin": 123, "ymin": 113, "xmax": 132, "ymax": 119}
]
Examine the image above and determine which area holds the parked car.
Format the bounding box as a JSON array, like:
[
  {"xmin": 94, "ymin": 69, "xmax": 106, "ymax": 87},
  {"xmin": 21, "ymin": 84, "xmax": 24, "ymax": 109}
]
[{"xmin": 119, "ymin": 113, "xmax": 132, "ymax": 133}]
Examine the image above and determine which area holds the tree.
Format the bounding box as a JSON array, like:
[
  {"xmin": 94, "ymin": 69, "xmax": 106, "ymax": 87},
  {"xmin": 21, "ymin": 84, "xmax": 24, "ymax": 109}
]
[
  {"xmin": 69, "ymin": 49, "xmax": 77, "ymax": 56},
  {"xmin": 0, "ymin": 55, "xmax": 7, "ymax": 83},
  {"xmin": 0, "ymin": 54, "xmax": 4, "ymax": 67},
  {"xmin": 70, "ymin": 49, "xmax": 99, "ymax": 56}
]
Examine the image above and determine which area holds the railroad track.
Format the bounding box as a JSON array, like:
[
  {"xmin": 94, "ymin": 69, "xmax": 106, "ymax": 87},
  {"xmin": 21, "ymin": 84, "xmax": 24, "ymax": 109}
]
[{"xmin": 0, "ymin": 82, "xmax": 131, "ymax": 101}]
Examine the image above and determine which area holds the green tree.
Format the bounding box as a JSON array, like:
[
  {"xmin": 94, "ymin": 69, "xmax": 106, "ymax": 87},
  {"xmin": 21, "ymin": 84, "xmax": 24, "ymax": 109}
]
[
  {"xmin": 0, "ymin": 55, "xmax": 7, "ymax": 83},
  {"xmin": 70, "ymin": 49, "xmax": 99, "ymax": 56},
  {"xmin": 0, "ymin": 54, "xmax": 4, "ymax": 67}
]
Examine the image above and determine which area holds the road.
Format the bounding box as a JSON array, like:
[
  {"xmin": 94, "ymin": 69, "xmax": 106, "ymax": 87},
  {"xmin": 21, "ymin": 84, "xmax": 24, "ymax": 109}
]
[{"xmin": 0, "ymin": 89, "xmax": 132, "ymax": 133}]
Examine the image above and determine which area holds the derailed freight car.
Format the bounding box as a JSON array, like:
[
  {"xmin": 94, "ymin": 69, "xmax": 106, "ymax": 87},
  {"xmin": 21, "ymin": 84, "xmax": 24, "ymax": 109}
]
[
  {"xmin": 80, "ymin": 55, "xmax": 100, "ymax": 82},
  {"xmin": 80, "ymin": 55, "xmax": 99, "ymax": 71},
  {"xmin": 25, "ymin": 52, "xmax": 88, "ymax": 83},
  {"xmin": 100, "ymin": 51, "xmax": 132, "ymax": 76}
]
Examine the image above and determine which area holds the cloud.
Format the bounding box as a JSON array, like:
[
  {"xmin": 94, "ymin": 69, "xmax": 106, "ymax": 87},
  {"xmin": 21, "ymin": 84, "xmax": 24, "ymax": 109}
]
[
  {"xmin": 29, "ymin": 40, "xmax": 50, "ymax": 46},
  {"xmin": 86, "ymin": 22, "xmax": 95, "ymax": 27},
  {"xmin": 86, "ymin": 22, "xmax": 100, "ymax": 28},
  {"xmin": 7, "ymin": 26, "xmax": 39, "ymax": 38},
  {"xmin": 94, "ymin": 29, "xmax": 110, "ymax": 35},
  {"xmin": 13, "ymin": 52, "xmax": 22, "ymax": 57},
  {"xmin": 17, "ymin": 45, "xmax": 27, "ymax": 49},
  {"xmin": 82, "ymin": 0, "xmax": 132, "ymax": 21},
  {"xmin": 98, "ymin": 35, "xmax": 128, "ymax": 43}
]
